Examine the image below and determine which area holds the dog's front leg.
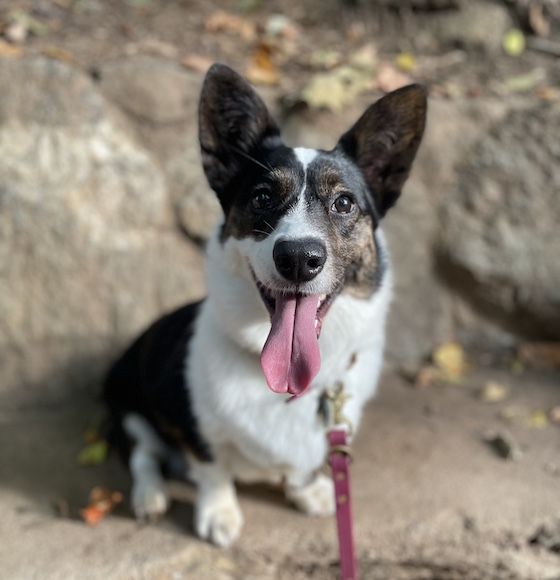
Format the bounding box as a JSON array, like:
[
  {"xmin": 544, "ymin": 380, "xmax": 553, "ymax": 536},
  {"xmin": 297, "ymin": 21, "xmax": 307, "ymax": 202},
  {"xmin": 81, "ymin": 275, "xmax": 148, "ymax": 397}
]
[
  {"xmin": 190, "ymin": 460, "xmax": 243, "ymax": 547},
  {"xmin": 285, "ymin": 470, "xmax": 335, "ymax": 517}
]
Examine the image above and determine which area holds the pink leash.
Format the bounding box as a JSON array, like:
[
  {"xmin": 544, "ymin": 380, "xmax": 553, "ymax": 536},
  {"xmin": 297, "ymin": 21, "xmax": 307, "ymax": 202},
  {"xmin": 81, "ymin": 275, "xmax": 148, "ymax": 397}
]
[{"xmin": 324, "ymin": 384, "xmax": 358, "ymax": 580}]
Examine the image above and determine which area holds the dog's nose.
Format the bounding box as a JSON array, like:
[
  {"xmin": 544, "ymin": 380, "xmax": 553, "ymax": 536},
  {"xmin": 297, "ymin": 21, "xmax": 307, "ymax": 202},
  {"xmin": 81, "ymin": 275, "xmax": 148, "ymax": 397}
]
[{"xmin": 273, "ymin": 238, "xmax": 327, "ymax": 283}]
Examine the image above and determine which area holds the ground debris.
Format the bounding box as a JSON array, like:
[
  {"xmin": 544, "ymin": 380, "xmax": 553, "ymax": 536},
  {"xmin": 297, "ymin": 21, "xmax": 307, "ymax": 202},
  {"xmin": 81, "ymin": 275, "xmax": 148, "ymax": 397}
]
[
  {"xmin": 529, "ymin": 519, "xmax": 560, "ymax": 554},
  {"xmin": 484, "ymin": 431, "xmax": 523, "ymax": 461},
  {"xmin": 479, "ymin": 381, "xmax": 509, "ymax": 403},
  {"xmin": 80, "ymin": 487, "xmax": 123, "ymax": 527},
  {"xmin": 518, "ymin": 342, "xmax": 560, "ymax": 370}
]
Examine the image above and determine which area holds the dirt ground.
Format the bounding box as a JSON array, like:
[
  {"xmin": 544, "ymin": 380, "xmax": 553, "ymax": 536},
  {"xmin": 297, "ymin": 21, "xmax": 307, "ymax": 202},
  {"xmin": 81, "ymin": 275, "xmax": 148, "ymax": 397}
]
[{"xmin": 1, "ymin": 369, "xmax": 560, "ymax": 579}]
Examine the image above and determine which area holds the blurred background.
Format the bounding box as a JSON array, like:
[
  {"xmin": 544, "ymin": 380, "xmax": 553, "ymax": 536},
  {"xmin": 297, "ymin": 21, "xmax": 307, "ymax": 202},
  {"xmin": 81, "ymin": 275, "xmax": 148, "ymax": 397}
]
[{"xmin": 0, "ymin": 1, "xmax": 559, "ymax": 579}]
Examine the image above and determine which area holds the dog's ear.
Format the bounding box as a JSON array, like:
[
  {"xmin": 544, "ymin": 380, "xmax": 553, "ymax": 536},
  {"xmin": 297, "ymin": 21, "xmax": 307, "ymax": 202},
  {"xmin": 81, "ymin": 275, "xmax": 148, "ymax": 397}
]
[
  {"xmin": 199, "ymin": 64, "xmax": 281, "ymax": 208},
  {"xmin": 337, "ymin": 84, "xmax": 427, "ymax": 218}
]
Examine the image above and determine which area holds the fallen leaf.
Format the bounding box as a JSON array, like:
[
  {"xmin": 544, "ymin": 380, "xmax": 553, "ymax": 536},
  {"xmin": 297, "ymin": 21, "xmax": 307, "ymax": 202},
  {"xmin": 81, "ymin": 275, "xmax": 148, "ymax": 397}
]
[
  {"xmin": 395, "ymin": 51, "xmax": 417, "ymax": 73},
  {"xmin": 182, "ymin": 54, "xmax": 214, "ymax": 73},
  {"xmin": 503, "ymin": 29, "xmax": 526, "ymax": 57},
  {"xmin": 302, "ymin": 65, "xmax": 373, "ymax": 111},
  {"xmin": 480, "ymin": 381, "xmax": 509, "ymax": 403},
  {"xmin": 77, "ymin": 440, "xmax": 108, "ymax": 466},
  {"xmin": 80, "ymin": 487, "xmax": 123, "ymax": 527},
  {"xmin": 414, "ymin": 365, "xmax": 438, "ymax": 389},
  {"xmin": 205, "ymin": 11, "xmax": 255, "ymax": 42},
  {"xmin": 432, "ymin": 341, "xmax": 467, "ymax": 382},
  {"xmin": 264, "ymin": 14, "xmax": 299, "ymax": 40},
  {"xmin": 41, "ymin": 46, "xmax": 76, "ymax": 64},
  {"xmin": 376, "ymin": 62, "xmax": 411, "ymax": 93},
  {"xmin": 527, "ymin": 410, "xmax": 549, "ymax": 429},
  {"xmin": 0, "ymin": 39, "xmax": 22, "ymax": 58},
  {"xmin": 549, "ymin": 406, "xmax": 560, "ymax": 425},
  {"xmin": 503, "ymin": 68, "xmax": 546, "ymax": 93},
  {"xmin": 529, "ymin": 2, "xmax": 550, "ymax": 37},
  {"xmin": 308, "ymin": 49, "xmax": 342, "ymax": 70},
  {"xmin": 536, "ymin": 86, "xmax": 560, "ymax": 101},
  {"xmin": 245, "ymin": 44, "xmax": 279, "ymax": 86},
  {"xmin": 348, "ymin": 43, "xmax": 378, "ymax": 71},
  {"xmin": 518, "ymin": 342, "xmax": 560, "ymax": 370}
]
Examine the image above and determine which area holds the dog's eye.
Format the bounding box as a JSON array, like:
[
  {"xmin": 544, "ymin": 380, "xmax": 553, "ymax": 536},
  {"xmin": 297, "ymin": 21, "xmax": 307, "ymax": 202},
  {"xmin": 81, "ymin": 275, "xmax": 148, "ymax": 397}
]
[
  {"xmin": 331, "ymin": 194, "xmax": 355, "ymax": 214},
  {"xmin": 251, "ymin": 189, "xmax": 273, "ymax": 212}
]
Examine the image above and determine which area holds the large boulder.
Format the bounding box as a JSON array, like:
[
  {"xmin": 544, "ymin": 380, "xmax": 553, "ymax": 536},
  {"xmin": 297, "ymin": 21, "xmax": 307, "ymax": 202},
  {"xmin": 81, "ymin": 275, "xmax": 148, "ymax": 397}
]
[
  {"xmin": 0, "ymin": 58, "xmax": 205, "ymax": 408},
  {"xmin": 438, "ymin": 104, "xmax": 560, "ymax": 340}
]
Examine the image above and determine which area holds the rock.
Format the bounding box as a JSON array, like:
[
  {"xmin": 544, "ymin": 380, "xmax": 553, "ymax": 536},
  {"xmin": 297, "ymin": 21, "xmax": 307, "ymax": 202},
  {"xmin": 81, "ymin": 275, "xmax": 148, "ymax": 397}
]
[
  {"xmin": 98, "ymin": 56, "xmax": 223, "ymax": 241},
  {"xmin": 431, "ymin": 1, "xmax": 513, "ymax": 52},
  {"xmin": 0, "ymin": 58, "xmax": 205, "ymax": 407},
  {"xmin": 439, "ymin": 104, "xmax": 560, "ymax": 340},
  {"xmin": 98, "ymin": 55, "xmax": 197, "ymax": 124}
]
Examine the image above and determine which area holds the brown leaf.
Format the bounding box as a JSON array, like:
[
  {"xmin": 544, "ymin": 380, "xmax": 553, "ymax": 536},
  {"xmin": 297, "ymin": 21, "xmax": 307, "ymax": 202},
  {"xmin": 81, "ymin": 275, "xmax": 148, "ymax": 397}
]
[
  {"xmin": 182, "ymin": 54, "xmax": 214, "ymax": 74},
  {"xmin": 205, "ymin": 11, "xmax": 255, "ymax": 42},
  {"xmin": 41, "ymin": 46, "xmax": 76, "ymax": 64},
  {"xmin": 80, "ymin": 487, "xmax": 123, "ymax": 526},
  {"xmin": 376, "ymin": 62, "xmax": 411, "ymax": 93},
  {"xmin": 518, "ymin": 342, "xmax": 560, "ymax": 370},
  {"xmin": 0, "ymin": 39, "xmax": 22, "ymax": 59},
  {"xmin": 245, "ymin": 44, "xmax": 279, "ymax": 86}
]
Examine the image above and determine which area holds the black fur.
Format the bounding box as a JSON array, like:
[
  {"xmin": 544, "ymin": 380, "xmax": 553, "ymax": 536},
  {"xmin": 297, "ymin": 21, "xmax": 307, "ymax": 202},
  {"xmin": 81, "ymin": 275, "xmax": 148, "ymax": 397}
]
[{"xmin": 103, "ymin": 302, "xmax": 213, "ymax": 464}]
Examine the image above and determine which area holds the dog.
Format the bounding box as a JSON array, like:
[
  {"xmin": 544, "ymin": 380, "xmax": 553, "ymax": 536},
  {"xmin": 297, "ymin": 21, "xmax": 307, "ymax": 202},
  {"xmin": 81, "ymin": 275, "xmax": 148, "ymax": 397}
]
[{"xmin": 103, "ymin": 63, "xmax": 427, "ymax": 547}]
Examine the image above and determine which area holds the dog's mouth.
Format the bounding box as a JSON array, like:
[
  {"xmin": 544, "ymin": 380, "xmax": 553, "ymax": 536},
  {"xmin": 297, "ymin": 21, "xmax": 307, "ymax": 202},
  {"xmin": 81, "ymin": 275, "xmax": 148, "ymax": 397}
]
[{"xmin": 254, "ymin": 277, "xmax": 339, "ymax": 397}]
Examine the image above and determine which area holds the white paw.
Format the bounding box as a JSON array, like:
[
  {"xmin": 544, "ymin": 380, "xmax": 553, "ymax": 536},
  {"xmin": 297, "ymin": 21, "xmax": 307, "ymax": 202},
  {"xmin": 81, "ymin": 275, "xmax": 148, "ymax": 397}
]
[
  {"xmin": 287, "ymin": 473, "xmax": 335, "ymax": 517},
  {"xmin": 131, "ymin": 476, "xmax": 169, "ymax": 521},
  {"xmin": 195, "ymin": 492, "xmax": 243, "ymax": 548}
]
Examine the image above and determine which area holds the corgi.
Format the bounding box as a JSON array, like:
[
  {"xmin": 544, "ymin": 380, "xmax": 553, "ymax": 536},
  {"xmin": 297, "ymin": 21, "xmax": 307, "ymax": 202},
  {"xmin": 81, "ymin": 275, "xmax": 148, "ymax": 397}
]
[{"xmin": 103, "ymin": 63, "xmax": 427, "ymax": 547}]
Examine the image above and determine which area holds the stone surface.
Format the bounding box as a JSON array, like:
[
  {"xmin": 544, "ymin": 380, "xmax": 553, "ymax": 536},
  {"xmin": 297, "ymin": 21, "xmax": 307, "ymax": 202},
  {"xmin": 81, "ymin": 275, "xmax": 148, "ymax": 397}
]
[
  {"xmin": 430, "ymin": 0, "xmax": 512, "ymax": 52},
  {"xmin": 0, "ymin": 58, "xmax": 205, "ymax": 406},
  {"xmin": 439, "ymin": 104, "xmax": 560, "ymax": 340}
]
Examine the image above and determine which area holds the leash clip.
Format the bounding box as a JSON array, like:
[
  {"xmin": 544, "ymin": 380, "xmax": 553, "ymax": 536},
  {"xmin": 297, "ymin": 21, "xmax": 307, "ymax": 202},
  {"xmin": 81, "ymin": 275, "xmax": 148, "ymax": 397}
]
[{"xmin": 323, "ymin": 382, "xmax": 353, "ymax": 437}]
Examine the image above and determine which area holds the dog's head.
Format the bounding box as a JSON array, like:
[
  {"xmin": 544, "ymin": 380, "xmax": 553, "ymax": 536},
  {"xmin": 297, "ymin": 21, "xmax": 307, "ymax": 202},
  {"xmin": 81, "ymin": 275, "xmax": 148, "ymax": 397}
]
[{"xmin": 199, "ymin": 63, "xmax": 427, "ymax": 396}]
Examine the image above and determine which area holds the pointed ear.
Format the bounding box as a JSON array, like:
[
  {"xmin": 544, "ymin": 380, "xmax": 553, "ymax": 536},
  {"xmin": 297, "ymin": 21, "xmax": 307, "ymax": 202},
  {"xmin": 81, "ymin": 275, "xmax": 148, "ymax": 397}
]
[
  {"xmin": 199, "ymin": 64, "xmax": 281, "ymax": 208},
  {"xmin": 337, "ymin": 84, "xmax": 427, "ymax": 217}
]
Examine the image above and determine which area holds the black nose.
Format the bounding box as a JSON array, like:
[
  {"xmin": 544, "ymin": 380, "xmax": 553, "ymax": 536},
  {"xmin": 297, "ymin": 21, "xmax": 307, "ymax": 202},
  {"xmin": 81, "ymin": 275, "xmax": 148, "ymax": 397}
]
[{"xmin": 273, "ymin": 238, "xmax": 327, "ymax": 283}]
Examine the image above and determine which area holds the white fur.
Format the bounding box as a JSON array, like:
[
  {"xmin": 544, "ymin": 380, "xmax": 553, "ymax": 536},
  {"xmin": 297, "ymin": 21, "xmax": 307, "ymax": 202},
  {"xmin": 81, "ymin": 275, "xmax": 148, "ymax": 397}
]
[
  {"xmin": 124, "ymin": 414, "xmax": 170, "ymax": 520},
  {"xmin": 182, "ymin": 224, "xmax": 392, "ymax": 544}
]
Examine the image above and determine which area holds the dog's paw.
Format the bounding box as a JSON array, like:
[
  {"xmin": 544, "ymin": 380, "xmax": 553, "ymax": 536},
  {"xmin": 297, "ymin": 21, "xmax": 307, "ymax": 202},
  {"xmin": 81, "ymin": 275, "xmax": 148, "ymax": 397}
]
[
  {"xmin": 131, "ymin": 476, "xmax": 169, "ymax": 521},
  {"xmin": 195, "ymin": 492, "xmax": 243, "ymax": 548},
  {"xmin": 287, "ymin": 473, "xmax": 335, "ymax": 517}
]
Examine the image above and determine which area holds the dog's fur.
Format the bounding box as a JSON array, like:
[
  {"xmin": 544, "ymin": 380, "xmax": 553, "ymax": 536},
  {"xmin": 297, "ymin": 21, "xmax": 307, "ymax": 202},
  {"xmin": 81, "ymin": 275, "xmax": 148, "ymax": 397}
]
[{"xmin": 103, "ymin": 64, "xmax": 427, "ymax": 547}]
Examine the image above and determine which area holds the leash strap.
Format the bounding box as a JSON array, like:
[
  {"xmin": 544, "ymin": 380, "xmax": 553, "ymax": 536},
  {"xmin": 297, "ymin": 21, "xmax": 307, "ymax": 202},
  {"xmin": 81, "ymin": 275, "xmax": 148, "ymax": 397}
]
[{"xmin": 328, "ymin": 428, "xmax": 358, "ymax": 580}]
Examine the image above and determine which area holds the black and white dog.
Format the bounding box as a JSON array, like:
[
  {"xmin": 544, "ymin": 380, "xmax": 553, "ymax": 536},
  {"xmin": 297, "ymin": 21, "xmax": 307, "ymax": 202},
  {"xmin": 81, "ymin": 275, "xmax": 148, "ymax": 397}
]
[{"xmin": 103, "ymin": 64, "xmax": 426, "ymax": 547}]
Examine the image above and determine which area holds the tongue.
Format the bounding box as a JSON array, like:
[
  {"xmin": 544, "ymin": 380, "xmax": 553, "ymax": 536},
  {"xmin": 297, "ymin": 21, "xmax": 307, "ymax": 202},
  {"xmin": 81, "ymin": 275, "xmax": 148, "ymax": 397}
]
[{"xmin": 260, "ymin": 294, "xmax": 321, "ymax": 396}]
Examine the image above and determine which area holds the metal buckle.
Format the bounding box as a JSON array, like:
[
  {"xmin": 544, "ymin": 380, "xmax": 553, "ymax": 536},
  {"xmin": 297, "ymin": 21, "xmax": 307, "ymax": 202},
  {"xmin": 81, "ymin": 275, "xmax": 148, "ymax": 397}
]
[{"xmin": 322, "ymin": 382, "xmax": 353, "ymax": 436}]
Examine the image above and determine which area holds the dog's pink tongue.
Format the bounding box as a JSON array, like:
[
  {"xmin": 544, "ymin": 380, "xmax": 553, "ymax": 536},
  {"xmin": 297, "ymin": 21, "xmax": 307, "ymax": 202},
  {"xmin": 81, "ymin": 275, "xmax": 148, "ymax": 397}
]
[{"xmin": 260, "ymin": 294, "xmax": 321, "ymax": 396}]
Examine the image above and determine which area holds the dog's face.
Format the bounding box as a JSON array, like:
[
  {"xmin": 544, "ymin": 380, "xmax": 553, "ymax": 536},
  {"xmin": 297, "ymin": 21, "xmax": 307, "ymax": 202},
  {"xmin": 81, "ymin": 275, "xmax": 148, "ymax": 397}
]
[{"xmin": 199, "ymin": 64, "xmax": 427, "ymax": 396}]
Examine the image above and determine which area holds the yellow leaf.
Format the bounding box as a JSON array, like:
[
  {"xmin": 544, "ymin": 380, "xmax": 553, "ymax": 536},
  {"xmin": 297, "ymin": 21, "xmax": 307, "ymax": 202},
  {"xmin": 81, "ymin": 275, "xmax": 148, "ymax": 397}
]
[
  {"xmin": 503, "ymin": 29, "xmax": 526, "ymax": 57},
  {"xmin": 245, "ymin": 44, "xmax": 279, "ymax": 86},
  {"xmin": 480, "ymin": 381, "xmax": 509, "ymax": 403},
  {"xmin": 395, "ymin": 52, "xmax": 417, "ymax": 73},
  {"xmin": 432, "ymin": 341, "xmax": 467, "ymax": 382},
  {"xmin": 77, "ymin": 440, "xmax": 108, "ymax": 466}
]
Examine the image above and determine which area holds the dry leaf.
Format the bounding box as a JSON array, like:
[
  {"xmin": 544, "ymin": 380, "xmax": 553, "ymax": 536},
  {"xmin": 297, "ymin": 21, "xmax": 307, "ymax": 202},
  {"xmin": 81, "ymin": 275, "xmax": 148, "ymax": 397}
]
[
  {"xmin": 376, "ymin": 62, "xmax": 411, "ymax": 93},
  {"xmin": 182, "ymin": 54, "xmax": 214, "ymax": 73},
  {"xmin": 527, "ymin": 410, "xmax": 549, "ymax": 429},
  {"xmin": 549, "ymin": 406, "xmax": 560, "ymax": 425},
  {"xmin": 302, "ymin": 65, "xmax": 373, "ymax": 111},
  {"xmin": 0, "ymin": 39, "xmax": 22, "ymax": 58},
  {"xmin": 80, "ymin": 487, "xmax": 123, "ymax": 527},
  {"xmin": 264, "ymin": 14, "xmax": 299, "ymax": 40},
  {"xmin": 503, "ymin": 29, "xmax": 526, "ymax": 57},
  {"xmin": 518, "ymin": 342, "xmax": 560, "ymax": 370},
  {"xmin": 41, "ymin": 46, "xmax": 76, "ymax": 64},
  {"xmin": 395, "ymin": 52, "xmax": 417, "ymax": 73},
  {"xmin": 205, "ymin": 11, "xmax": 255, "ymax": 42},
  {"xmin": 529, "ymin": 2, "xmax": 550, "ymax": 37},
  {"xmin": 348, "ymin": 43, "xmax": 378, "ymax": 71},
  {"xmin": 77, "ymin": 440, "xmax": 108, "ymax": 466},
  {"xmin": 480, "ymin": 381, "xmax": 509, "ymax": 403},
  {"xmin": 245, "ymin": 44, "xmax": 279, "ymax": 86},
  {"xmin": 432, "ymin": 341, "xmax": 467, "ymax": 382},
  {"xmin": 414, "ymin": 365, "xmax": 438, "ymax": 389}
]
